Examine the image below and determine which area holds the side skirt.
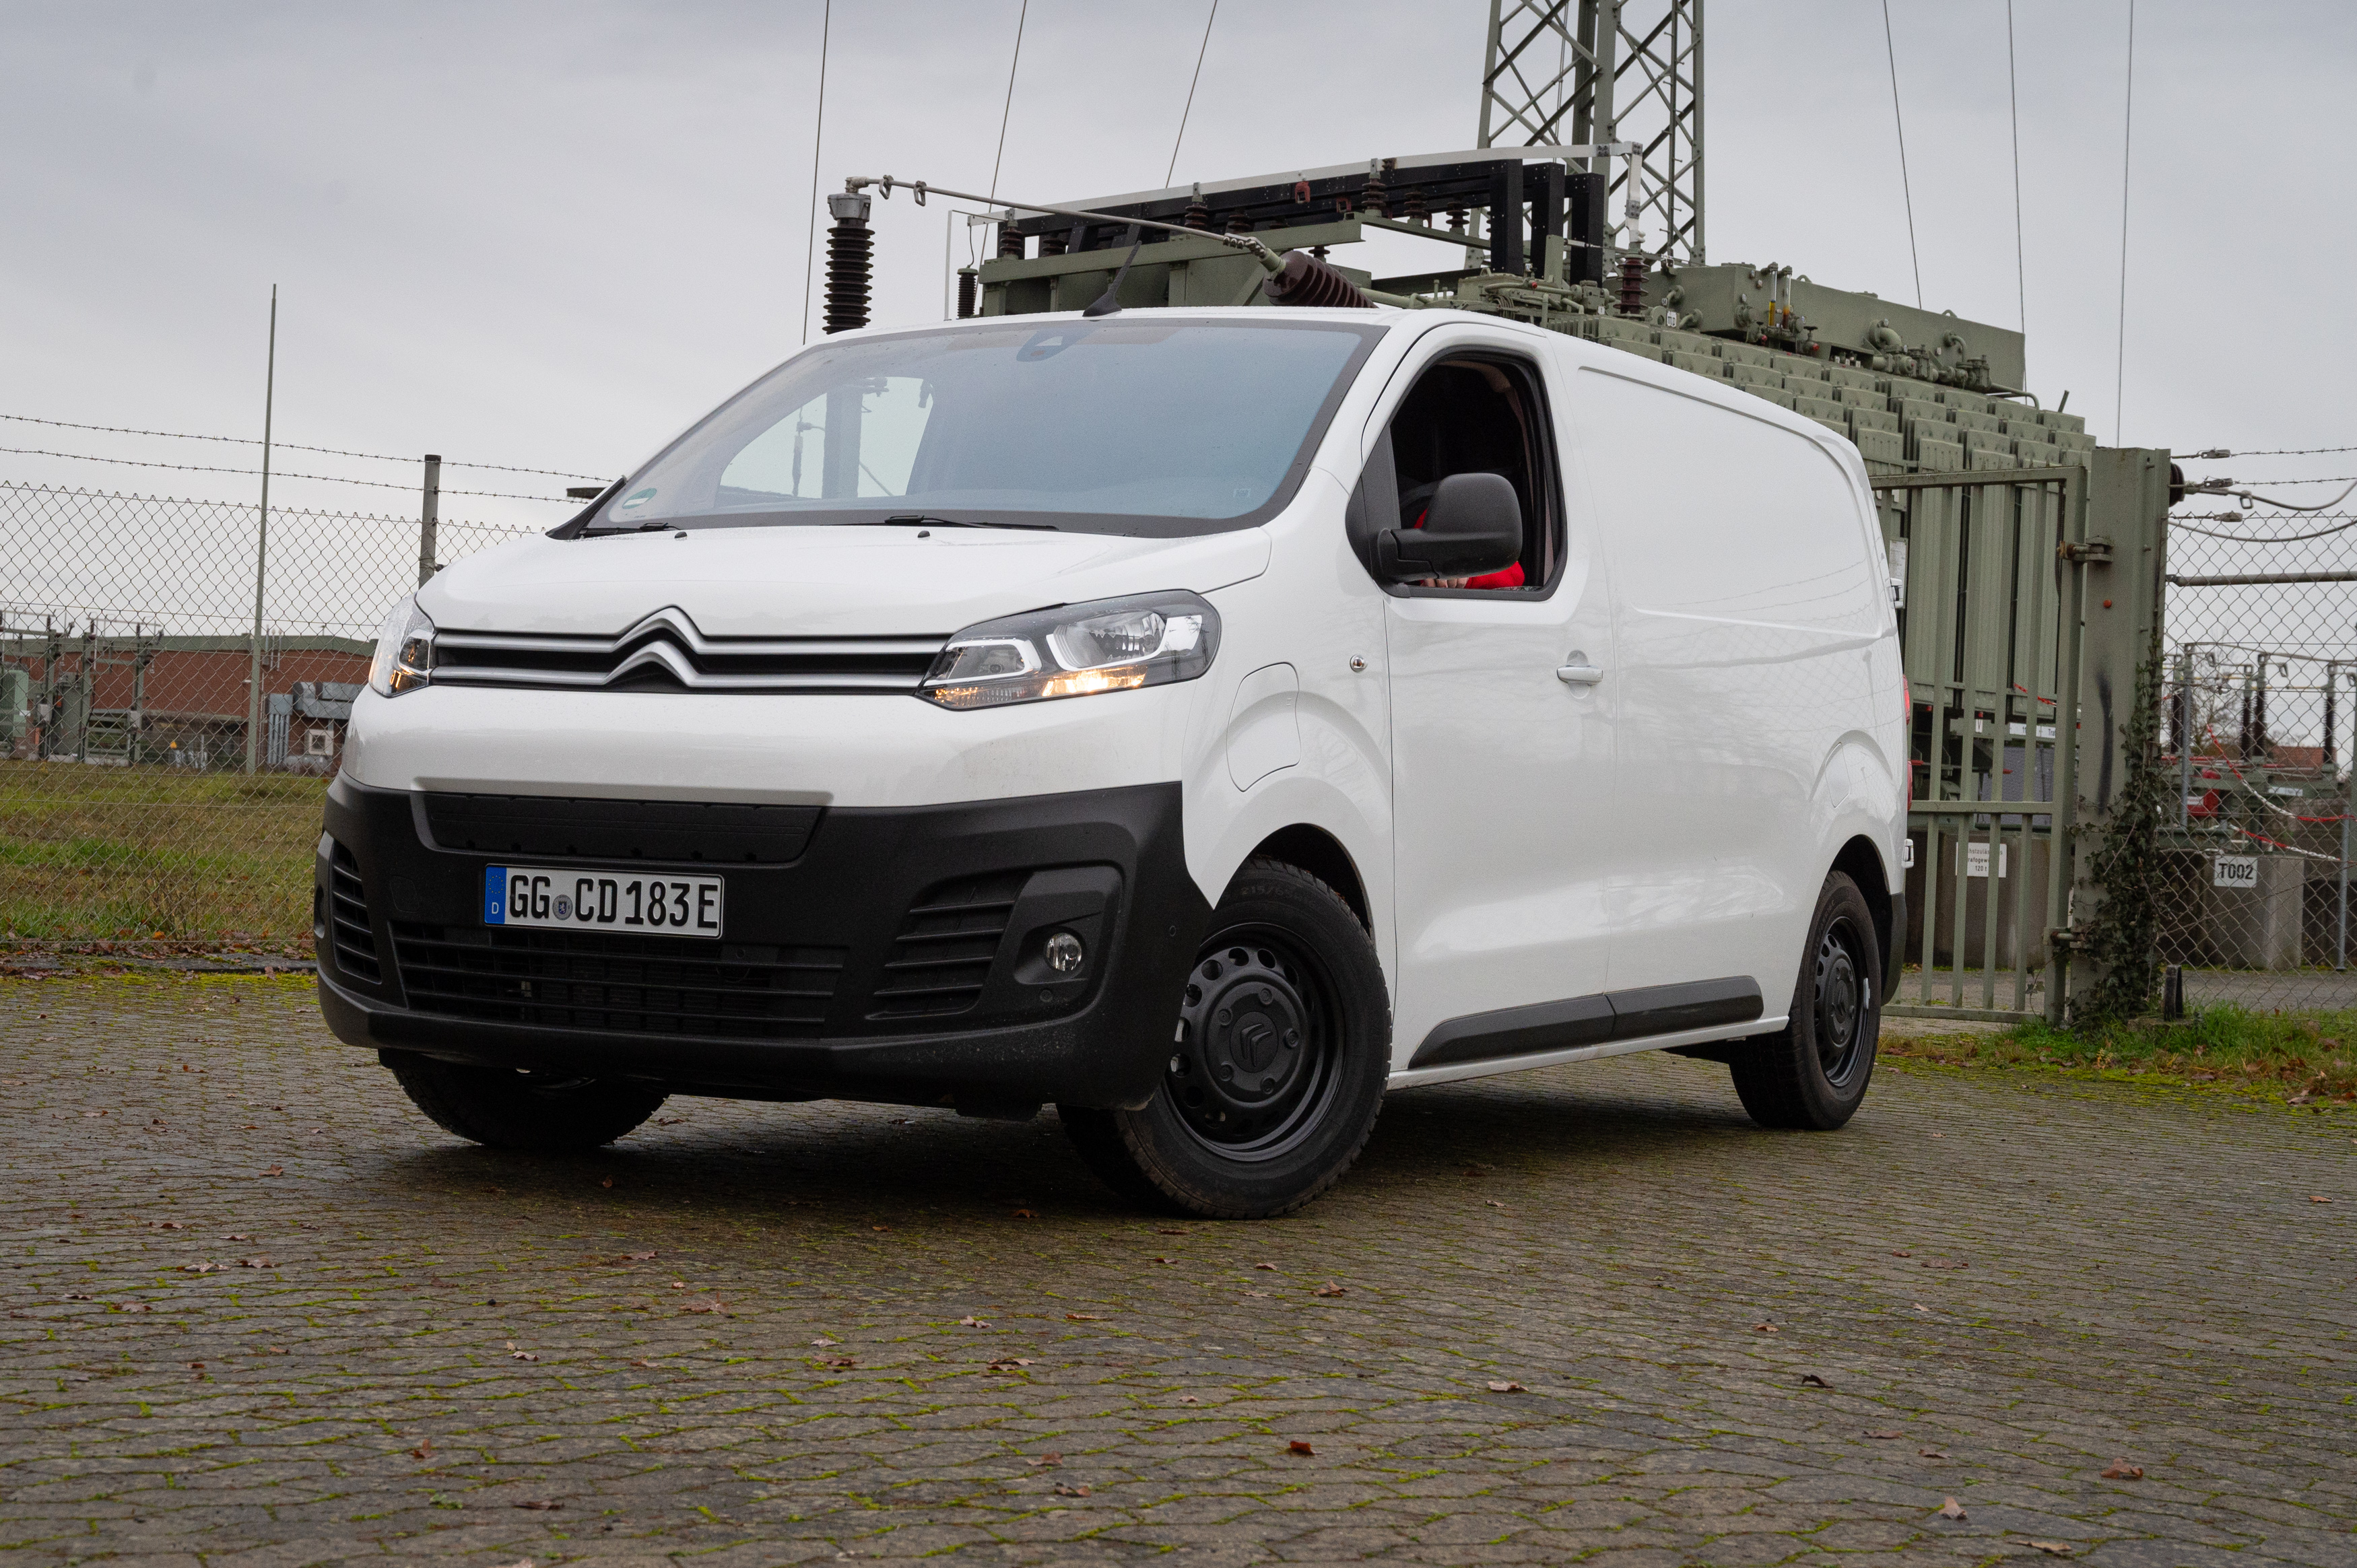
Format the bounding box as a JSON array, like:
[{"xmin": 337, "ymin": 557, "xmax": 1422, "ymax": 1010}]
[{"xmin": 1399, "ymin": 976, "xmax": 1764, "ymax": 1075}]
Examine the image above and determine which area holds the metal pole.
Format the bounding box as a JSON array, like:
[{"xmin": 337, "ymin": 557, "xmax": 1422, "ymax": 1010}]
[
  {"xmin": 2044, "ymin": 471, "xmax": 2090, "ymax": 1027},
  {"xmin": 2342, "ymin": 673, "xmax": 2352, "ymax": 972},
  {"xmin": 418, "ymin": 454, "xmax": 441, "ymax": 586},
  {"xmin": 244, "ymin": 285, "xmax": 277, "ymax": 776},
  {"xmin": 2177, "ymin": 645, "xmax": 2192, "ymax": 830}
]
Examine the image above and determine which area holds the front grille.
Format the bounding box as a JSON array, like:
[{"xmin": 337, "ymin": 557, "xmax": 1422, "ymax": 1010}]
[
  {"xmin": 869, "ymin": 872, "xmax": 1026, "ymax": 1019},
  {"xmin": 327, "ymin": 842, "xmax": 381, "ymax": 984},
  {"xmin": 391, "ymin": 924, "xmax": 844, "ymax": 1039},
  {"xmin": 422, "ymin": 794, "xmax": 820, "ymax": 866},
  {"xmin": 432, "ymin": 606, "xmax": 945, "ymax": 695}
]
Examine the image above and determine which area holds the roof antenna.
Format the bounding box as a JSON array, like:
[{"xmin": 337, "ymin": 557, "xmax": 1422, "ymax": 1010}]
[{"xmin": 1083, "ymin": 225, "xmax": 1145, "ymax": 317}]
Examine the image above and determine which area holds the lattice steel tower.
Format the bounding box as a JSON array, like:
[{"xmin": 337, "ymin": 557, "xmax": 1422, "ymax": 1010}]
[{"xmin": 1478, "ymin": 0, "xmax": 1703, "ymax": 263}]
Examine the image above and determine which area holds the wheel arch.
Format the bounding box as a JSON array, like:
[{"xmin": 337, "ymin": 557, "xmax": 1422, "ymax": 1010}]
[
  {"xmin": 1244, "ymin": 823, "xmax": 1372, "ymax": 933},
  {"xmin": 1830, "ymin": 833, "xmax": 1896, "ymax": 985}
]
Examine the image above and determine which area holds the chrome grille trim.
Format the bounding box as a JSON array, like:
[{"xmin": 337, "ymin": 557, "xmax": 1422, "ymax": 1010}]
[{"xmin": 432, "ymin": 607, "xmax": 947, "ymax": 694}]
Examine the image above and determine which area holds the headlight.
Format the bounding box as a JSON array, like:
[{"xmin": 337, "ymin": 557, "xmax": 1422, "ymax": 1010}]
[
  {"xmin": 368, "ymin": 595, "xmax": 435, "ymax": 697},
  {"xmin": 921, "ymin": 592, "xmax": 1220, "ymax": 710}
]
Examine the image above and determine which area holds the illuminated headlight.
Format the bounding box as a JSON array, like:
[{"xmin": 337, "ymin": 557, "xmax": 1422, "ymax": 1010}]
[
  {"xmin": 921, "ymin": 592, "xmax": 1220, "ymax": 710},
  {"xmin": 368, "ymin": 594, "xmax": 436, "ymax": 697}
]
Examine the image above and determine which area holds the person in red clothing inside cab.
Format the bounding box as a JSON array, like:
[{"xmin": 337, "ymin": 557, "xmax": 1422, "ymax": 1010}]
[{"xmin": 1385, "ymin": 357, "xmax": 1547, "ymax": 590}]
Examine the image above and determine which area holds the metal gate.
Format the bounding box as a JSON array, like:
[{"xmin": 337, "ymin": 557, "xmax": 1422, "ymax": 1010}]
[{"xmin": 1880, "ymin": 465, "xmax": 2092, "ymax": 1024}]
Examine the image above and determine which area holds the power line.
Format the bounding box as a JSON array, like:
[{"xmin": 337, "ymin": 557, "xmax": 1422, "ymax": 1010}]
[
  {"xmin": 2113, "ymin": 0, "xmax": 2136, "ymax": 445},
  {"xmin": 989, "ymin": 0, "xmax": 1029, "ymax": 202},
  {"xmin": 1166, "ymin": 0, "xmax": 1220, "ymax": 187},
  {"xmin": 799, "ymin": 0, "xmax": 833, "ymax": 346},
  {"xmin": 0, "ymin": 413, "xmax": 603, "ymax": 479},
  {"xmin": 1879, "ymin": 0, "xmax": 1923, "ymax": 308},
  {"xmin": 2178, "ymin": 444, "xmax": 2357, "ymax": 458},
  {"xmin": 0, "ymin": 446, "xmax": 578, "ymax": 503},
  {"xmin": 2005, "ymin": 0, "xmax": 2026, "ymax": 338}
]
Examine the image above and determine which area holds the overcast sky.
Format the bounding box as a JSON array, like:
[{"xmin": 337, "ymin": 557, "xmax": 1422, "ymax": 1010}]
[{"xmin": 6, "ymin": 0, "xmax": 2353, "ymax": 541}]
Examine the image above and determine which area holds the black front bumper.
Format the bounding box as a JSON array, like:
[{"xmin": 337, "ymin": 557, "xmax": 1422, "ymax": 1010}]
[{"xmin": 314, "ymin": 776, "xmax": 1211, "ymax": 1110}]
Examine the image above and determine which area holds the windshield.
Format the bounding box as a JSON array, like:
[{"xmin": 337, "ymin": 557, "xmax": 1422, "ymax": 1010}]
[{"xmin": 590, "ymin": 318, "xmax": 1383, "ymax": 537}]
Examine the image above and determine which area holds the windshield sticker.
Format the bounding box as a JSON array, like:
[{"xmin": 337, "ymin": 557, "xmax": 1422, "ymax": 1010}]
[{"xmin": 617, "ymin": 487, "xmax": 657, "ymax": 512}]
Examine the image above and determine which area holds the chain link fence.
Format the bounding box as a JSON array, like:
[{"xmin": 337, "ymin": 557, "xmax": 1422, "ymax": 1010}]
[
  {"xmin": 2161, "ymin": 505, "xmax": 2357, "ymax": 1015},
  {"xmin": 2, "ymin": 481, "xmax": 539, "ymax": 948}
]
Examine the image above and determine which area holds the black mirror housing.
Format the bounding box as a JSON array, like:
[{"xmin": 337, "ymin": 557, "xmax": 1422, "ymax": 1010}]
[{"xmin": 1374, "ymin": 472, "xmax": 1523, "ymax": 583}]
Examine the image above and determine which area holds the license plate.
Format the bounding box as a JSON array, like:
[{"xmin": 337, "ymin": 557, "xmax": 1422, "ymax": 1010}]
[{"xmin": 486, "ymin": 866, "xmax": 724, "ymax": 938}]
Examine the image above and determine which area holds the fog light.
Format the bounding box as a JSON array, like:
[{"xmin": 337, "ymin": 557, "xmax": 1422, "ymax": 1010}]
[{"xmin": 1044, "ymin": 930, "xmax": 1085, "ymax": 974}]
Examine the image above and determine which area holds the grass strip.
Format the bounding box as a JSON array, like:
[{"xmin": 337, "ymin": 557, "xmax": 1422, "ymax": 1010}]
[{"xmin": 1886, "ymin": 1005, "xmax": 2357, "ymax": 1103}]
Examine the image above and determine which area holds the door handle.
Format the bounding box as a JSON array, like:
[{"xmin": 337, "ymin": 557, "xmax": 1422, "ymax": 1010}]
[{"xmin": 1556, "ymin": 662, "xmax": 1604, "ymax": 685}]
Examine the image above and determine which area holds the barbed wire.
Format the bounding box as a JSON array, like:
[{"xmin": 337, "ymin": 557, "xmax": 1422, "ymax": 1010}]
[
  {"xmin": 2170, "ymin": 516, "xmax": 2357, "ymax": 543},
  {"xmin": 2176, "ymin": 444, "xmax": 2357, "ymax": 458},
  {"xmin": 0, "ymin": 446, "xmax": 579, "ymax": 503},
  {"xmin": 0, "ymin": 412, "xmax": 607, "ymax": 481},
  {"xmin": 0, "ymin": 479, "xmax": 545, "ymax": 533}
]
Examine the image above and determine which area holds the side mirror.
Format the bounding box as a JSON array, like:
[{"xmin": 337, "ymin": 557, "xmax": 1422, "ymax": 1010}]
[{"xmin": 1374, "ymin": 472, "xmax": 1524, "ymax": 583}]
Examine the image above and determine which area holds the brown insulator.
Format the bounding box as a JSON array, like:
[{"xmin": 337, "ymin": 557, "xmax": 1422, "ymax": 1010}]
[
  {"xmin": 1618, "ymin": 250, "xmax": 1646, "ymax": 316},
  {"xmin": 1403, "ymin": 191, "xmax": 1427, "ymax": 223},
  {"xmin": 996, "ymin": 224, "xmax": 1025, "ymax": 259},
  {"xmin": 823, "ymin": 191, "xmax": 873, "ymax": 335},
  {"xmin": 1040, "ymin": 230, "xmax": 1069, "ymax": 257},
  {"xmin": 956, "ymin": 267, "xmax": 978, "ymax": 319},
  {"xmin": 1224, "ymin": 212, "xmax": 1253, "ymax": 234},
  {"xmin": 1358, "ymin": 167, "xmax": 1389, "ymax": 218},
  {"xmin": 1263, "ymin": 250, "xmax": 1374, "ymax": 309},
  {"xmin": 1446, "ymin": 205, "xmax": 1466, "ymax": 234},
  {"xmin": 1183, "ymin": 184, "xmax": 1211, "ymax": 230}
]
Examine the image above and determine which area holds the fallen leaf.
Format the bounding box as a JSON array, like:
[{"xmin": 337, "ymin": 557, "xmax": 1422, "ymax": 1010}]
[
  {"xmin": 64, "ymin": 1292, "xmax": 93, "ymax": 1301},
  {"xmin": 1011, "ymin": 1208, "xmax": 1036, "ymax": 1219},
  {"xmin": 1178, "ymin": 1394, "xmax": 1200, "ymax": 1404},
  {"xmin": 1153, "ymin": 1256, "xmax": 1178, "ymax": 1265},
  {"xmin": 1065, "ymin": 1311, "xmax": 1105, "ymax": 1321},
  {"xmin": 1938, "ymin": 1497, "xmax": 1966, "ymax": 1520},
  {"xmin": 259, "ymin": 1165, "xmax": 283, "ymax": 1176},
  {"xmin": 1485, "ymin": 1379, "xmax": 1528, "ymax": 1393},
  {"xmin": 1754, "ymin": 1321, "xmax": 1777, "ymax": 1334},
  {"xmin": 511, "ymin": 1351, "xmax": 539, "ymax": 1362},
  {"xmin": 958, "ymin": 1315, "xmax": 992, "ymax": 1327},
  {"xmin": 656, "ymin": 1116, "xmax": 687, "ymax": 1125},
  {"xmin": 986, "ymin": 1357, "xmax": 1034, "ymax": 1372},
  {"xmin": 1913, "ymin": 1303, "xmax": 1931, "ymax": 1314},
  {"xmin": 512, "ymin": 1499, "xmax": 562, "ymax": 1510},
  {"xmin": 2024, "ymin": 1542, "xmax": 2074, "ymax": 1557},
  {"xmin": 669, "ymin": 1280, "xmax": 686, "ymax": 1289},
  {"xmin": 871, "ymin": 1225, "xmax": 891, "ymax": 1233},
  {"xmin": 1484, "ymin": 1199, "xmax": 1507, "ymax": 1208},
  {"xmin": 1158, "ymin": 1227, "xmax": 1191, "ymax": 1235},
  {"xmin": 1253, "ymin": 1262, "xmax": 1278, "ymax": 1271},
  {"xmin": 410, "ymin": 1438, "xmax": 434, "ymax": 1460},
  {"xmin": 1287, "ymin": 1439, "xmax": 1316, "ymax": 1456},
  {"xmin": 811, "ymin": 1337, "xmax": 840, "ymax": 1347},
  {"xmin": 1799, "ymin": 1373, "xmax": 1834, "ymax": 1389},
  {"xmin": 2311, "ymin": 1195, "xmax": 2331, "ymax": 1204},
  {"xmin": 1053, "ymin": 1482, "xmax": 1090, "ymax": 1497},
  {"xmin": 1866, "ymin": 1429, "xmax": 1902, "ymax": 1439},
  {"xmin": 824, "ymin": 1357, "xmax": 855, "ymax": 1368},
  {"xmin": 1919, "ymin": 1447, "xmax": 1949, "ymax": 1460},
  {"xmin": 225, "ymin": 1233, "xmax": 253, "ymax": 1241},
  {"xmin": 2100, "ymin": 1462, "xmax": 2144, "ymax": 1480},
  {"xmin": 1241, "ymin": 1290, "xmax": 1271, "ymax": 1298},
  {"xmin": 630, "ymin": 1359, "xmax": 655, "ymax": 1369},
  {"xmin": 679, "ymin": 1297, "xmax": 729, "ymax": 1316},
  {"xmin": 180, "ymin": 1261, "xmax": 220, "ymax": 1274},
  {"xmin": 1314, "ymin": 1283, "xmax": 1346, "ymax": 1297},
  {"xmin": 600, "ymin": 1178, "xmax": 613, "ymax": 1189},
  {"xmin": 1026, "ymin": 1453, "xmax": 1063, "ymax": 1468},
  {"xmin": 148, "ymin": 1221, "xmax": 184, "ymax": 1231},
  {"xmin": 1892, "ymin": 1250, "xmax": 1912, "ymax": 1258},
  {"xmin": 238, "ymin": 1256, "xmax": 273, "ymax": 1268}
]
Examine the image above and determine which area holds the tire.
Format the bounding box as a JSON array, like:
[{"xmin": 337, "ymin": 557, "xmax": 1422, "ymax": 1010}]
[
  {"xmin": 381, "ymin": 1051, "xmax": 667, "ymax": 1153},
  {"xmin": 1729, "ymin": 871, "xmax": 1881, "ymax": 1130},
  {"xmin": 1059, "ymin": 858, "xmax": 1390, "ymax": 1219}
]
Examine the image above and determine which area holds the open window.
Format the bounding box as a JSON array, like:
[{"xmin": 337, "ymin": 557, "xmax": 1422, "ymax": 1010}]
[{"xmin": 1348, "ymin": 353, "xmax": 1562, "ymax": 594}]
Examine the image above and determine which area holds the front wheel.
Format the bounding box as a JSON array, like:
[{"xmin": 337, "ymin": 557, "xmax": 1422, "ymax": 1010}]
[
  {"xmin": 1729, "ymin": 871, "xmax": 1880, "ymax": 1130},
  {"xmin": 1060, "ymin": 858, "xmax": 1389, "ymax": 1219},
  {"xmin": 383, "ymin": 1052, "xmax": 667, "ymax": 1153}
]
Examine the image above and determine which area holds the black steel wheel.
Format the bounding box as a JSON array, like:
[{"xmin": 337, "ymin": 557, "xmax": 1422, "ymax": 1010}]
[
  {"xmin": 1061, "ymin": 858, "xmax": 1389, "ymax": 1218},
  {"xmin": 1729, "ymin": 871, "xmax": 1881, "ymax": 1130},
  {"xmin": 381, "ymin": 1051, "xmax": 667, "ymax": 1153}
]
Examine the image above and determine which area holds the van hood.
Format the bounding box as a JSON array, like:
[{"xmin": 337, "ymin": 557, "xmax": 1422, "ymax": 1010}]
[{"xmin": 417, "ymin": 524, "xmax": 1272, "ymax": 637}]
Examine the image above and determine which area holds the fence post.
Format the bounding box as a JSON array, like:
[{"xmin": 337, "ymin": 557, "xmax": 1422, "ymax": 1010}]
[
  {"xmin": 418, "ymin": 454, "xmax": 441, "ymax": 586},
  {"xmin": 244, "ymin": 285, "xmax": 278, "ymax": 776},
  {"xmin": 2340, "ymin": 745, "xmax": 2352, "ymax": 972}
]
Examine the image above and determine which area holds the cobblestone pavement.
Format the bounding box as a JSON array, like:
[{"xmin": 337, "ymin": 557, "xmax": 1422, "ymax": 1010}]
[{"xmin": 2, "ymin": 977, "xmax": 2351, "ymax": 1567}]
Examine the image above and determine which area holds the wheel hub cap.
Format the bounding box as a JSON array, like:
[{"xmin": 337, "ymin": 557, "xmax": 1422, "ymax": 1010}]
[
  {"xmin": 1181, "ymin": 951, "xmax": 1309, "ymax": 1114},
  {"xmin": 1815, "ymin": 925, "xmax": 1863, "ymax": 1073}
]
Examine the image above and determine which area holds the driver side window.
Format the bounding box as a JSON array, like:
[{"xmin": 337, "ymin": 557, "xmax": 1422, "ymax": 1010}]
[{"xmin": 1370, "ymin": 355, "xmax": 1559, "ymax": 592}]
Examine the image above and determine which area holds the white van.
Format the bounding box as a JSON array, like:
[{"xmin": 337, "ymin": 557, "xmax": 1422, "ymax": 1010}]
[{"xmin": 320, "ymin": 304, "xmax": 1908, "ymax": 1218}]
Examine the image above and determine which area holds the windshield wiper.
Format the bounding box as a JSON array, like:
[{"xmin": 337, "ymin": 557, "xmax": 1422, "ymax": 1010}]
[{"xmin": 867, "ymin": 514, "xmax": 1059, "ymax": 531}]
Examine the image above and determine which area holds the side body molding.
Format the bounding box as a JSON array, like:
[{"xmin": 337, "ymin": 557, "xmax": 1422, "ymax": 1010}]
[{"xmin": 1405, "ymin": 976, "xmax": 1764, "ymax": 1070}]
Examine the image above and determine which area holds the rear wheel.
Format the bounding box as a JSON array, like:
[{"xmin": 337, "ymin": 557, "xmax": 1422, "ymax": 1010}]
[
  {"xmin": 1060, "ymin": 858, "xmax": 1389, "ymax": 1219},
  {"xmin": 1729, "ymin": 871, "xmax": 1880, "ymax": 1130},
  {"xmin": 382, "ymin": 1052, "xmax": 667, "ymax": 1153}
]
